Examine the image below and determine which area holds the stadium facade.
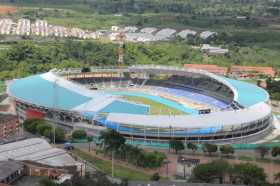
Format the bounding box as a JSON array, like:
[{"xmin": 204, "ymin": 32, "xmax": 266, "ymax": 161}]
[{"xmin": 8, "ymin": 65, "xmax": 274, "ymax": 144}]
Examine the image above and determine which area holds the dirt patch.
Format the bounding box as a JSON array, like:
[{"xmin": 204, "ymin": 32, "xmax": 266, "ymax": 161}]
[{"xmin": 0, "ymin": 5, "xmax": 17, "ymax": 14}]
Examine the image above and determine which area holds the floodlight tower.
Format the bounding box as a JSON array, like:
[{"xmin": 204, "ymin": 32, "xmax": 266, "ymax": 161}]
[{"xmin": 116, "ymin": 32, "xmax": 125, "ymax": 68}]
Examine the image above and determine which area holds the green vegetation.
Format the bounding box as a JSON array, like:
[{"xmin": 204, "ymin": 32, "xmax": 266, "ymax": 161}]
[
  {"xmin": 187, "ymin": 142, "xmax": 198, "ymax": 153},
  {"xmin": 191, "ymin": 160, "xmax": 267, "ymax": 186},
  {"xmin": 0, "ymin": 81, "xmax": 6, "ymax": 93},
  {"xmin": 72, "ymin": 148, "xmax": 151, "ymax": 181},
  {"xmin": 266, "ymin": 78, "xmax": 280, "ymax": 100},
  {"xmin": 202, "ymin": 143, "xmax": 218, "ymax": 156},
  {"xmin": 23, "ymin": 119, "xmax": 65, "ymax": 142},
  {"xmin": 123, "ymin": 95, "xmax": 184, "ymax": 115},
  {"xmin": 72, "ymin": 129, "xmax": 87, "ymax": 139},
  {"xmin": 219, "ymin": 145, "xmax": 235, "ymax": 156},
  {"xmin": 99, "ymin": 130, "xmax": 166, "ymax": 169},
  {"xmin": 169, "ymin": 139, "xmax": 185, "ymax": 154},
  {"xmin": 256, "ymin": 145, "xmax": 270, "ymax": 159}
]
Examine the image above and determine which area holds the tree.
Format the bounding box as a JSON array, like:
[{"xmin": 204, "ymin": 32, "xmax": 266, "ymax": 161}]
[
  {"xmin": 274, "ymin": 172, "xmax": 280, "ymax": 184},
  {"xmin": 169, "ymin": 139, "xmax": 185, "ymax": 154},
  {"xmin": 256, "ymin": 145, "xmax": 269, "ymax": 159},
  {"xmin": 99, "ymin": 129, "xmax": 126, "ymax": 152},
  {"xmin": 191, "ymin": 160, "xmax": 231, "ymax": 184},
  {"xmin": 220, "ymin": 145, "xmax": 234, "ymax": 156},
  {"xmin": 232, "ymin": 163, "xmax": 267, "ymax": 186},
  {"xmin": 43, "ymin": 127, "xmax": 65, "ymax": 143},
  {"xmin": 203, "ymin": 143, "xmax": 218, "ymax": 156},
  {"xmin": 150, "ymin": 173, "xmax": 160, "ymax": 181},
  {"xmin": 187, "ymin": 142, "xmax": 198, "ymax": 153},
  {"xmin": 72, "ymin": 129, "xmax": 87, "ymax": 139},
  {"xmin": 36, "ymin": 123, "xmax": 52, "ymax": 136},
  {"xmin": 272, "ymin": 146, "xmax": 280, "ymax": 157}
]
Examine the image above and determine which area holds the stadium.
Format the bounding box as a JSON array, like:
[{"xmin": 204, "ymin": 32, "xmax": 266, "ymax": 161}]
[{"xmin": 7, "ymin": 65, "xmax": 274, "ymax": 145}]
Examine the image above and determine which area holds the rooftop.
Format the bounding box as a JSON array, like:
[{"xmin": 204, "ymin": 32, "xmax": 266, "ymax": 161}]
[
  {"xmin": 0, "ymin": 160, "xmax": 24, "ymax": 181},
  {"xmin": 0, "ymin": 138, "xmax": 80, "ymax": 167}
]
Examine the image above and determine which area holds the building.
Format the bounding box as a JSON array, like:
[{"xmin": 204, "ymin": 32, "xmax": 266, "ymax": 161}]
[
  {"xmin": 184, "ymin": 64, "xmax": 228, "ymax": 76},
  {"xmin": 128, "ymin": 182, "xmax": 245, "ymax": 186},
  {"xmin": 140, "ymin": 27, "xmax": 158, "ymax": 34},
  {"xmin": 7, "ymin": 66, "xmax": 273, "ymax": 145},
  {"xmin": 230, "ymin": 65, "xmax": 276, "ymax": 78},
  {"xmin": 0, "ymin": 138, "xmax": 85, "ymax": 176},
  {"xmin": 23, "ymin": 160, "xmax": 79, "ymax": 178},
  {"xmin": 176, "ymin": 156, "xmax": 200, "ymax": 178},
  {"xmin": 201, "ymin": 44, "xmax": 229, "ymax": 55},
  {"xmin": 199, "ymin": 31, "xmax": 217, "ymax": 40},
  {"xmin": 0, "ymin": 112, "xmax": 18, "ymax": 139},
  {"xmin": 177, "ymin": 29, "xmax": 197, "ymax": 38},
  {"xmin": 0, "ymin": 160, "xmax": 24, "ymax": 185}
]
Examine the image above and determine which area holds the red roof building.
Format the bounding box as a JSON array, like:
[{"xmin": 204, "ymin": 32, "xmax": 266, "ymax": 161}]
[
  {"xmin": 230, "ymin": 66, "xmax": 276, "ymax": 78},
  {"xmin": 184, "ymin": 64, "xmax": 228, "ymax": 75}
]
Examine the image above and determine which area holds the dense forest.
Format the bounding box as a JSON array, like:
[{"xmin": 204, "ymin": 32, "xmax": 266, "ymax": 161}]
[
  {"xmin": 0, "ymin": 39, "xmax": 278, "ymax": 80},
  {"xmin": 5, "ymin": 0, "xmax": 280, "ymax": 16}
]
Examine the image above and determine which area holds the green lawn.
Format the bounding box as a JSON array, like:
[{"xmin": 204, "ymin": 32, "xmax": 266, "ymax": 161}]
[
  {"xmin": 72, "ymin": 148, "xmax": 152, "ymax": 181},
  {"xmin": 123, "ymin": 95, "xmax": 184, "ymax": 115}
]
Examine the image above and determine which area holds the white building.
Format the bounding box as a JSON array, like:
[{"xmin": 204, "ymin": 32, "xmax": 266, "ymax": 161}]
[
  {"xmin": 177, "ymin": 29, "xmax": 197, "ymax": 38},
  {"xmin": 199, "ymin": 31, "xmax": 217, "ymax": 40},
  {"xmin": 140, "ymin": 27, "xmax": 157, "ymax": 34},
  {"xmin": 201, "ymin": 44, "xmax": 229, "ymax": 55}
]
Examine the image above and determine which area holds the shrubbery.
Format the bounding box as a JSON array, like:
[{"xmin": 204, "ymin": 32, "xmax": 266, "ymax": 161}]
[
  {"xmin": 23, "ymin": 119, "xmax": 65, "ymax": 142},
  {"xmin": 99, "ymin": 130, "xmax": 166, "ymax": 169}
]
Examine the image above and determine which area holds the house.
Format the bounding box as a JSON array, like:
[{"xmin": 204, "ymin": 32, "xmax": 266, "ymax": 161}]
[
  {"xmin": 0, "ymin": 160, "xmax": 24, "ymax": 185},
  {"xmin": 177, "ymin": 29, "xmax": 197, "ymax": 38},
  {"xmin": 230, "ymin": 65, "xmax": 276, "ymax": 78},
  {"xmin": 199, "ymin": 31, "xmax": 217, "ymax": 40},
  {"xmin": 201, "ymin": 44, "xmax": 228, "ymax": 55},
  {"xmin": 184, "ymin": 64, "xmax": 228, "ymax": 76},
  {"xmin": 0, "ymin": 112, "xmax": 19, "ymax": 139}
]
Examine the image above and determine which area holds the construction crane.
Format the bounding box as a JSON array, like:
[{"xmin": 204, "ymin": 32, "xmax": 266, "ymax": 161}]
[{"xmin": 116, "ymin": 32, "xmax": 126, "ymax": 68}]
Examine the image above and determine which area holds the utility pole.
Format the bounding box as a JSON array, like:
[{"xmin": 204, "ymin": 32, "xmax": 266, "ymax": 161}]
[{"xmin": 112, "ymin": 150, "xmax": 114, "ymax": 177}]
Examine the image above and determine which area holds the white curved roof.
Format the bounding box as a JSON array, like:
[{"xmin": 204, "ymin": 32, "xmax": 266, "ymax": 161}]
[{"xmin": 107, "ymin": 102, "xmax": 271, "ymax": 129}]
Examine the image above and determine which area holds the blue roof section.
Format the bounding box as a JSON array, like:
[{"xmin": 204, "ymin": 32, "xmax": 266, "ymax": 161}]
[
  {"xmin": 110, "ymin": 91, "xmax": 198, "ymax": 115},
  {"xmin": 222, "ymin": 77, "xmax": 269, "ymax": 107},
  {"xmin": 9, "ymin": 74, "xmax": 91, "ymax": 110},
  {"xmin": 100, "ymin": 100, "xmax": 149, "ymax": 115}
]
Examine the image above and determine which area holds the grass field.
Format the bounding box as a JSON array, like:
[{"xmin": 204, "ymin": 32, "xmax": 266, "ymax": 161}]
[
  {"xmin": 72, "ymin": 148, "xmax": 152, "ymax": 181},
  {"xmin": 123, "ymin": 95, "xmax": 184, "ymax": 115}
]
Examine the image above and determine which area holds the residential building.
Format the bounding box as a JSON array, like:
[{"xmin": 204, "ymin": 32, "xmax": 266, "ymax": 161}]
[
  {"xmin": 230, "ymin": 65, "xmax": 276, "ymax": 78},
  {"xmin": 184, "ymin": 64, "xmax": 228, "ymax": 75},
  {"xmin": 0, "ymin": 160, "xmax": 24, "ymax": 185},
  {"xmin": 0, "ymin": 112, "xmax": 19, "ymax": 139}
]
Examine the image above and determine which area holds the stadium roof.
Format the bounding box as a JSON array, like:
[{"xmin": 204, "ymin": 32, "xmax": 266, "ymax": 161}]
[
  {"xmin": 107, "ymin": 102, "xmax": 271, "ymax": 129},
  {"xmin": 8, "ymin": 72, "xmax": 117, "ymax": 112},
  {"xmin": 222, "ymin": 77, "xmax": 269, "ymax": 107}
]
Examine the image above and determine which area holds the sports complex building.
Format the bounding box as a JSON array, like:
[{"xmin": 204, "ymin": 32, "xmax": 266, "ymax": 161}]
[{"xmin": 7, "ymin": 65, "xmax": 274, "ymax": 145}]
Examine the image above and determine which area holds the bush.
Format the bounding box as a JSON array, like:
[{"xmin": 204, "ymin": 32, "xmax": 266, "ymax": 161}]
[
  {"xmin": 150, "ymin": 173, "xmax": 160, "ymax": 181},
  {"xmin": 72, "ymin": 129, "xmax": 87, "ymax": 139}
]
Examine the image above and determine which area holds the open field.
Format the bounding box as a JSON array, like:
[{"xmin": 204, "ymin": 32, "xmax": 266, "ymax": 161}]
[{"xmin": 123, "ymin": 95, "xmax": 184, "ymax": 115}]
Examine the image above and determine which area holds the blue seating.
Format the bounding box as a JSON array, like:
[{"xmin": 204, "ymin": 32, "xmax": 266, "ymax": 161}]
[{"xmin": 154, "ymin": 86, "xmax": 229, "ymax": 109}]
